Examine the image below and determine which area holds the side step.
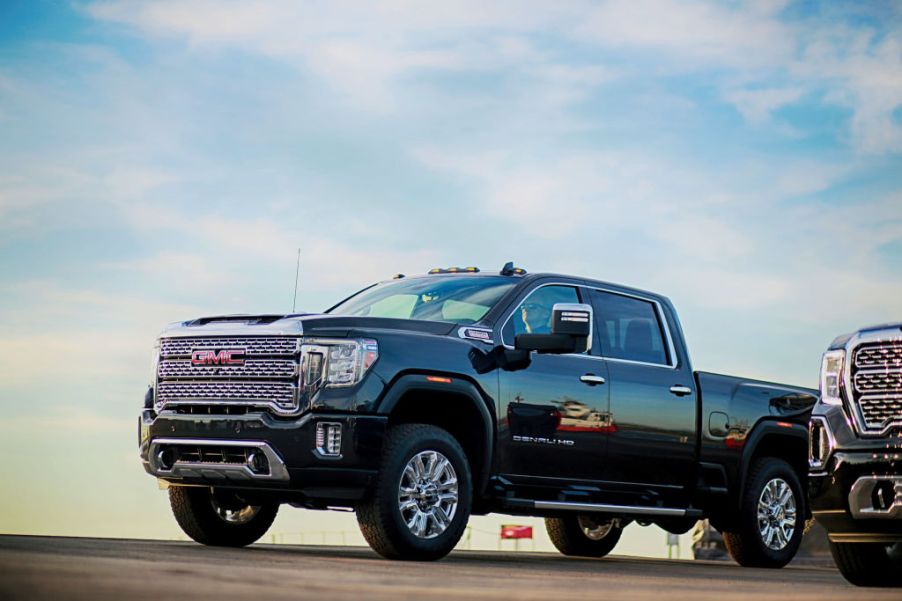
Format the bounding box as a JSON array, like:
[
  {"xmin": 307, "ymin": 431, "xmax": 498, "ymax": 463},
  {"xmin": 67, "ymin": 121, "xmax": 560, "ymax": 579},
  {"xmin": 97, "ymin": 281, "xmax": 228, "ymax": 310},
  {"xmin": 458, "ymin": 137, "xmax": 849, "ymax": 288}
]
[{"xmin": 501, "ymin": 498, "xmax": 703, "ymax": 518}]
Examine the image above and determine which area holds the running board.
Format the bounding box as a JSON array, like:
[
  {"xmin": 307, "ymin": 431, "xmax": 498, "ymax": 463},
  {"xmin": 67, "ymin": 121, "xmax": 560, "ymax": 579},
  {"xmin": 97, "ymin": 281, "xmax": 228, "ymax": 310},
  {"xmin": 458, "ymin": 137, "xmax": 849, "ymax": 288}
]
[{"xmin": 502, "ymin": 498, "xmax": 702, "ymax": 518}]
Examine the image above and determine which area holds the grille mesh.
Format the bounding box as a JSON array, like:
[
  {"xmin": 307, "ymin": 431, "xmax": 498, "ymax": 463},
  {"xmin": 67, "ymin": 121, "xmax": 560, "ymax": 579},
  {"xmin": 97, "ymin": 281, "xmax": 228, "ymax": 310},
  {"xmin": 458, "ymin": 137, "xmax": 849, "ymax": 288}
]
[
  {"xmin": 157, "ymin": 381, "xmax": 296, "ymax": 407},
  {"xmin": 851, "ymin": 341, "xmax": 902, "ymax": 432},
  {"xmin": 160, "ymin": 336, "xmax": 298, "ymax": 357},
  {"xmin": 159, "ymin": 359, "xmax": 297, "ymax": 379}
]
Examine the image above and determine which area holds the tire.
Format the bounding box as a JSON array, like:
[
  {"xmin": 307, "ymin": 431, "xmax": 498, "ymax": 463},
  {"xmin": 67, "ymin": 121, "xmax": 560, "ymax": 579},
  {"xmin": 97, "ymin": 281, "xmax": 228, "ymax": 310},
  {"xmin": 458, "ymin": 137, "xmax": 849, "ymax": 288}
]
[
  {"xmin": 545, "ymin": 515, "xmax": 623, "ymax": 558},
  {"xmin": 169, "ymin": 486, "xmax": 279, "ymax": 547},
  {"xmin": 723, "ymin": 457, "xmax": 804, "ymax": 568},
  {"xmin": 829, "ymin": 542, "xmax": 902, "ymax": 587},
  {"xmin": 357, "ymin": 424, "xmax": 472, "ymax": 561}
]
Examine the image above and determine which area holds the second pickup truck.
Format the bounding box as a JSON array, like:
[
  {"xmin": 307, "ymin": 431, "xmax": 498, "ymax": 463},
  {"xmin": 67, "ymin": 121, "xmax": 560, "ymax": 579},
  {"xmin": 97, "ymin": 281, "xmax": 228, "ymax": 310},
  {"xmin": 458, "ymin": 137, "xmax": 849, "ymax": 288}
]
[{"xmin": 140, "ymin": 264, "xmax": 817, "ymax": 565}]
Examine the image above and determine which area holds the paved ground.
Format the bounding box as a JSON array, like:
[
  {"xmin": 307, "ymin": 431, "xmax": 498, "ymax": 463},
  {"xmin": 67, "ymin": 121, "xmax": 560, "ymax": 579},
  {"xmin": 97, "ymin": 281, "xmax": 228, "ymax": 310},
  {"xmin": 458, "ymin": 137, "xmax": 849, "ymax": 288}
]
[{"xmin": 0, "ymin": 535, "xmax": 897, "ymax": 600}]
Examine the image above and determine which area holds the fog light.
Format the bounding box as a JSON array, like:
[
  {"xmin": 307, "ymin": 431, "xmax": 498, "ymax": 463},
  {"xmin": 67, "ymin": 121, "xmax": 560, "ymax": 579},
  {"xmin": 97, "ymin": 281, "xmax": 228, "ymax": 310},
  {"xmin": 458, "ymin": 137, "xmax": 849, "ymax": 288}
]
[
  {"xmin": 873, "ymin": 481, "xmax": 896, "ymax": 511},
  {"xmin": 247, "ymin": 450, "xmax": 269, "ymax": 475},
  {"xmin": 157, "ymin": 448, "xmax": 174, "ymax": 471},
  {"xmin": 315, "ymin": 422, "xmax": 342, "ymax": 457}
]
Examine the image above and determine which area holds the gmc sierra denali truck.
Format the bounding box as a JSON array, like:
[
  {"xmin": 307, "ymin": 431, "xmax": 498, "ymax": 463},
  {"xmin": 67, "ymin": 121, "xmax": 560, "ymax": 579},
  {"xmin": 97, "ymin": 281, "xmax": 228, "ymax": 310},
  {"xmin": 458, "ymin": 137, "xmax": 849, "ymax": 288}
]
[
  {"xmin": 809, "ymin": 324, "xmax": 902, "ymax": 586},
  {"xmin": 140, "ymin": 263, "xmax": 817, "ymax": 565}
]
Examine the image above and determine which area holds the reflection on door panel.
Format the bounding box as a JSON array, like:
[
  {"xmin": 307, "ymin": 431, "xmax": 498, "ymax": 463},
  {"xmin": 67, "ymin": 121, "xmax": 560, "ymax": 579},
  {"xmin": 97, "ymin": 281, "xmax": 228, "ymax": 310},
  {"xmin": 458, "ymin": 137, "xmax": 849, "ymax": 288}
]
[{"xmin": 508, "ymin": 397, "xmax": 615, "ymax": 439}]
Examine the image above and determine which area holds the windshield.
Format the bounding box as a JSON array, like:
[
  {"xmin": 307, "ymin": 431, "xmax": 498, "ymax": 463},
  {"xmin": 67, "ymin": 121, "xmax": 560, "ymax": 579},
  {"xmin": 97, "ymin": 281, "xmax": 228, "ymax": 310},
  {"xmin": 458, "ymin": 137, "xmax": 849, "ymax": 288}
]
[{"xmin": 327, "ymin": 276, "xmax": 516, "ymax": 324}]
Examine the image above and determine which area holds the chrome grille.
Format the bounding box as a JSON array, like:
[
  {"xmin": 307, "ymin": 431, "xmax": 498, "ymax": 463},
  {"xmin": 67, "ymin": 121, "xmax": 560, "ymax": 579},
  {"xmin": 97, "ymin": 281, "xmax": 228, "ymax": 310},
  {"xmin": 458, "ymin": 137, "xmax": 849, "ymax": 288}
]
[
  {"xmin": 158, "ymin": 359, "xmax": 297, "ymax": 379},
  {"xmin": 857, "ymin": 396, "xmax": 902, "ymax": 430},
  {"xmin": 851, "ymin": 341, "xmax": 902, "ymax": 433},
  {"xmin": 855, "ymin": 344, "xmax": 902, "ymax": 369},
  {"xmin": 157, "ymin": 381, "xmax": 296, "ymax": 407},
  {"xmin": 854, "ymin": 370, "xmax": 902, "ymax": 394},
  {"xmin": 155, "ymin": 335, "xmax": 302, "ymax": 415},
  {"xmin": 160, "ymin": 336, "xmax": 298, "ymax": 358}
]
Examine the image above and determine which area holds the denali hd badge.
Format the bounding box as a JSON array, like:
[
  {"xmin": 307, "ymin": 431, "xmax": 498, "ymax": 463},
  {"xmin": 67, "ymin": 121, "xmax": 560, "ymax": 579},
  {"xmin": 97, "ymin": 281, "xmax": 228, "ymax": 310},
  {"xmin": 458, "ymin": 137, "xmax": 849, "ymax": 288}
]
[{"xmin": 191, "ymin": 349, "xmax": 246, "ymax": 366}]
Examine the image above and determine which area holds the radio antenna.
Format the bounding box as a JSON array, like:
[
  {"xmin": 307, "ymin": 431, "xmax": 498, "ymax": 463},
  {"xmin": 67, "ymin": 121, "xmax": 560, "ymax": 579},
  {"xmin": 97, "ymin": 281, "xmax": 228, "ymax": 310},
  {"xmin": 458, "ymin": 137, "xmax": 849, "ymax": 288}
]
[{"xmin": 291, "ymin": 248, "xmax": 301, "ymax": 313}]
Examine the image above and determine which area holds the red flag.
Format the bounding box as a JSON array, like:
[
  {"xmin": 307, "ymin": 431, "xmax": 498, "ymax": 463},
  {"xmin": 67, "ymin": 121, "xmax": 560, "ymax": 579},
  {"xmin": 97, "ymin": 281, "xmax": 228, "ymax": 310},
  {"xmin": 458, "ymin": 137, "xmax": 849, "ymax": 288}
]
[{"xmin": 500, "ymin": 525, "xmax": 533, "ymax": 540}]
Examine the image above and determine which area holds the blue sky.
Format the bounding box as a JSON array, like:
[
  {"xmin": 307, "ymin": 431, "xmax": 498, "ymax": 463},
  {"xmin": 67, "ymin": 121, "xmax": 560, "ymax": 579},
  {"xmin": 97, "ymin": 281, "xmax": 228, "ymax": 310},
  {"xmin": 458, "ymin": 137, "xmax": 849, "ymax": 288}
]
[{"xmin": 1, "ymin": 1, "xmax": 901, "ymax": 555}]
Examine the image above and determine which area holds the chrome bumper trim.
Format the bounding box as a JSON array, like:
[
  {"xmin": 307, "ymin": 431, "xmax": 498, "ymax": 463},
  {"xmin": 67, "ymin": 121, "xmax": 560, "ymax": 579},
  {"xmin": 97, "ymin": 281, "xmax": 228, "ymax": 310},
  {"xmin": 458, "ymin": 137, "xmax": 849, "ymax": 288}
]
[
  {"xmin": 848, "ymin": 475, "xmax": 902, "ymax": 519},
  {"xmin": 146, "ymin": 438, "xmax": 290, "ymax": 482}
]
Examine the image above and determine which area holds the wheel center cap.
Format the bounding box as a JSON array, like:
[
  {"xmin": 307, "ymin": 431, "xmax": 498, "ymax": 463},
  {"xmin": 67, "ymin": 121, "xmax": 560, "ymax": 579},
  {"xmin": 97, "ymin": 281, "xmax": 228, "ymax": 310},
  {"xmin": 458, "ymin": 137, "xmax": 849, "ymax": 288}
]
[{"xmin": 416, "ymin": 482, "xmax": 439, "ymax": 508}]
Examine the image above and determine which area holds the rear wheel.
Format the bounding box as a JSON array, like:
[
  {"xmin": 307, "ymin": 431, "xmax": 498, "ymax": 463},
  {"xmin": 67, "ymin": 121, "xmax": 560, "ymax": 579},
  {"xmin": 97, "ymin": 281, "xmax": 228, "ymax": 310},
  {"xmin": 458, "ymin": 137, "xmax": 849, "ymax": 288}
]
[
  {"xmin": 723, "ymin": 457, "xmax": 804, "ymax": 568},
  {"xmin": 830, "ymin": 542, "xmax": 902, "ymax": 587},
  {"xmin": 169, "ymin": 486, "xmax": 279, "ymax": 547},
  {"xmin": 545, "ymin": 515, "xmax": 623, "ymax": 558},
  {"xmin": 356, "ymin": 424, "xmax": 472, "ymax": 561}
]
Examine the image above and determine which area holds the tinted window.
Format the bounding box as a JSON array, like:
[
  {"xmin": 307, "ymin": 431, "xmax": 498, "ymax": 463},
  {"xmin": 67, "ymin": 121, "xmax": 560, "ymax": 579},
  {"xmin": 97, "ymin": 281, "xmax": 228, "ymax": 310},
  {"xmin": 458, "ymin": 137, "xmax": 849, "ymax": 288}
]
[
  {"xmin": 328, "ymin": 276, "xmax": 516, "ymax": 324},
  {"xmin": 509, "ymin": 285, "xmax": 580, "ymax": 337},
  {"xmin": 591, "ymin": 290, "xmax": 670, "ymax": 365}
]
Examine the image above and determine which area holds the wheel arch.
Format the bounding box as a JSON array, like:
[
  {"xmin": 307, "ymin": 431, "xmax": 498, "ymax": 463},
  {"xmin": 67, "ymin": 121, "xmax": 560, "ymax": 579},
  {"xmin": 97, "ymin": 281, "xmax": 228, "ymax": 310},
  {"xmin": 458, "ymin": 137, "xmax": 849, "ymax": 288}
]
[
  {"xmin": 375, "ymin": 373, "xmax": 495, "ymax": 498},
  {"xmin": 737, "ymin": 420, "xmax": 810, "ymax": 515}
]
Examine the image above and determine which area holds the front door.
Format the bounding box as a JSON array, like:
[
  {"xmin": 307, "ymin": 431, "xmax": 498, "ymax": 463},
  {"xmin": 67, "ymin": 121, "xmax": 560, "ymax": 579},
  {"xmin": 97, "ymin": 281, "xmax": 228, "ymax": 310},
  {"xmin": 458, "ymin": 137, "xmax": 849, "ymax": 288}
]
[{"xmin": 496, "ymin": 284, "xmax": 611, "ymax": 482}]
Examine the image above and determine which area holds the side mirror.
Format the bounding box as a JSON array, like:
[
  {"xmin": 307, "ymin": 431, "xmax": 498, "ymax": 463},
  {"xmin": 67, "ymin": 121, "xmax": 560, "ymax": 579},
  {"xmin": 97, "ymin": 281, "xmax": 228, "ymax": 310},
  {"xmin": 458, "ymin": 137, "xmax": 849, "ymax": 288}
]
[{"xmin": 515, "ymin": 303, "xmax": 593, "ymax": 354}]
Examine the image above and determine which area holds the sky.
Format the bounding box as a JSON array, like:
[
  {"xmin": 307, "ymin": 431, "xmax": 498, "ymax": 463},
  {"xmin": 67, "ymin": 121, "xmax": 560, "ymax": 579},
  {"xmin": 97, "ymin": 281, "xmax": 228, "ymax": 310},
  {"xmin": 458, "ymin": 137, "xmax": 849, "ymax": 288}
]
[{"xmin": 1, "ymin": 0, "xmax": 901, "ymax": 558}]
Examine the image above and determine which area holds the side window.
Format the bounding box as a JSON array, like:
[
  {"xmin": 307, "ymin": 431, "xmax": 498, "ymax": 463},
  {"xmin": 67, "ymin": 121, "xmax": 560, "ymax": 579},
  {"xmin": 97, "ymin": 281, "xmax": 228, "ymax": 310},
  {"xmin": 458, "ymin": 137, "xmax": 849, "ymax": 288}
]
[
  {"xmin": 508, "ymin": 284, "xmax": 580, "ymax": 337},
  {"xmin": 591, "ymin": 290, "xmax": 670, "ymax": 366}
]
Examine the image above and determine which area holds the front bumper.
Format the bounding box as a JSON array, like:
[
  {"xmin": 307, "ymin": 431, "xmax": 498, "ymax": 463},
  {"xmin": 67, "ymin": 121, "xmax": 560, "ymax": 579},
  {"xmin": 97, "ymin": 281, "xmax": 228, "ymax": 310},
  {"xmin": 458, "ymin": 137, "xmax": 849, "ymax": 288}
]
[
  {"xmin": 139, "ymin": 410, "xmax": 386, "ymax": 504},
  {"xmin": 810, "ymin": 450, "xmax": 902, "ymax": 543}
]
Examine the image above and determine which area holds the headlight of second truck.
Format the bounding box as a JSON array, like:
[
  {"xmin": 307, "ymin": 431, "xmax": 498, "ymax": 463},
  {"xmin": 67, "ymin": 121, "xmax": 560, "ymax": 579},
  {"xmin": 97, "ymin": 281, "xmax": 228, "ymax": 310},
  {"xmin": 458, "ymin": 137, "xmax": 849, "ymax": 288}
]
[{"xmin": 819, "ymin": 349, "xmax": 845, "ymax": 406}]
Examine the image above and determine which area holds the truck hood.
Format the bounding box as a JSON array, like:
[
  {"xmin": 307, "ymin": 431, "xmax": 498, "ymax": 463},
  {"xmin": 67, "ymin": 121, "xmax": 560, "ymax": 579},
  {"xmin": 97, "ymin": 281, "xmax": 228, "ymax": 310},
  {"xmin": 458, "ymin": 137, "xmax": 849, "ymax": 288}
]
[{"xmin": 158, "ymin": 313, "xmax": 459, "ymax": 338}]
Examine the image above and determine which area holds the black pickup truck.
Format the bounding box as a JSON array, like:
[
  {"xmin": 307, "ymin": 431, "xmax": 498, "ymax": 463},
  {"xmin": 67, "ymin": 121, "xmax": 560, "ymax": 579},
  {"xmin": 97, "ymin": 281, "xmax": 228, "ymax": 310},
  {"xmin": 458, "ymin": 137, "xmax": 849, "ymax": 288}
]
[
  {"xmin": 140, "ymin": 264, "xmax": 817, "ymax": 565},
  {"xmin": 809, "ymin": 324, "xmax": 902, "ymax": 586}
]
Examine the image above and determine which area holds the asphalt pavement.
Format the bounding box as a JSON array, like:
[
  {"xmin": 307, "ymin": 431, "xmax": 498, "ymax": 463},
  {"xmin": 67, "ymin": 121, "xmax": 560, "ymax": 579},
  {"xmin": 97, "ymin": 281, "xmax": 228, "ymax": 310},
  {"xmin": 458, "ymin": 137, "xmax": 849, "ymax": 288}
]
[{"xmin": 1, "ymin": 535, "xmax": 898, "ymax": 600}]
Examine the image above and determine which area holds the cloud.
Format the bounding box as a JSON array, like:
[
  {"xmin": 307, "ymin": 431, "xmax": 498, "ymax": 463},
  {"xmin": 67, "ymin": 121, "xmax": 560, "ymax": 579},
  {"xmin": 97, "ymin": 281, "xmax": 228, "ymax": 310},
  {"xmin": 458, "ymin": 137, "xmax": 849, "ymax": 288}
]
[
  {"xmin": 575, "ymin": 0, "xmax": 794, "ymax": 70},
  {"xmin": 80, "ymin": 0, "xmax": 902, "ymax": 154},
  {"xmin": 725, "ymin": 87, "xmax": 805, "ymax": 124}
]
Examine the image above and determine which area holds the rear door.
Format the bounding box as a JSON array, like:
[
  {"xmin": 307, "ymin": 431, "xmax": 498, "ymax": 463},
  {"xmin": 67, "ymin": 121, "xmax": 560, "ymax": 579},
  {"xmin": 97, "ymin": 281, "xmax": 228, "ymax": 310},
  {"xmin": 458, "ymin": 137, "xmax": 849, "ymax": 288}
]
[
  {"xmin": 495, "ymin": 283, "xmax": 611, "ymax": 483},
  {"xmin": 588, "ymin": 288, "xmax": 697, "ymax": 498}
]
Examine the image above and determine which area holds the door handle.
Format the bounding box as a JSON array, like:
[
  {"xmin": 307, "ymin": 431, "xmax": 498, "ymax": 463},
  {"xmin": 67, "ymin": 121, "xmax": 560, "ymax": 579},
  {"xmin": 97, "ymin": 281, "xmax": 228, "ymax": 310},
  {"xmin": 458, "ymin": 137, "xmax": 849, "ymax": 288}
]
[
  {"xmin": 580, "ymin": 374, "xmax": 606, "ymax": 385},
  {"xmin": 670, "ymin": 385, "xmax": 693, "ymax": 396}
]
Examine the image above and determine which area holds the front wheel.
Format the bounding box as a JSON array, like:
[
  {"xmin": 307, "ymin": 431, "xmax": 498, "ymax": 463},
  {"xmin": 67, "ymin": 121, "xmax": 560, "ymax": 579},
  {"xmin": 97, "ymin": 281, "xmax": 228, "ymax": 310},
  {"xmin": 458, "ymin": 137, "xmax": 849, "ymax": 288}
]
[
  {"xmin": 169, "ymin": 486, "xmax": 279, "ymax": 547},
  {"xmin": 545, "ymin": 515, "xmax": 623, "ymax": 558},
  {"xmin": 356, "ymin": 424, "xmax": 472, "ymax": 561},
  {"xmin": 723, "ymin": 457, "xmax": 804, "ymax": 568},
  {"xmin": 830, "ymin": 542, "xmax": 902, "ymax": 587}
]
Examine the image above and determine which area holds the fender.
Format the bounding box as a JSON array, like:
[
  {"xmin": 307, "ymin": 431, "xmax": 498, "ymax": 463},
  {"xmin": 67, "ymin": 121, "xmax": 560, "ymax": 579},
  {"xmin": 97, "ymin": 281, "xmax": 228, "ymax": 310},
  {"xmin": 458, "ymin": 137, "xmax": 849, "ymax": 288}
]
[
  {"xmin": 374, "ymin": 373, "xmax": 496, "ymax": 496},
  {"xmin": 737, "ymin": 419, "xmax": 809, "ymax": 507}
]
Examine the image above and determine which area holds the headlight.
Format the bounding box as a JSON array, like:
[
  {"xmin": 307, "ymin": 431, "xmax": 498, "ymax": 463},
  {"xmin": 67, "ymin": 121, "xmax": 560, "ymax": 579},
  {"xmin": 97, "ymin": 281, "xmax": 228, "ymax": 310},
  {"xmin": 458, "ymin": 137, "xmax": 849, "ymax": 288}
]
[
  {"xmin": 150, "ymin": 340, "xmax": 160, "ymax": 386},
  {"xmin": 819, "ymin": 349, "xmax": 845, "ymax": 406},
  {"xmin": 302, "ymin": 338, "xmax": 378, "ymax": 389}
]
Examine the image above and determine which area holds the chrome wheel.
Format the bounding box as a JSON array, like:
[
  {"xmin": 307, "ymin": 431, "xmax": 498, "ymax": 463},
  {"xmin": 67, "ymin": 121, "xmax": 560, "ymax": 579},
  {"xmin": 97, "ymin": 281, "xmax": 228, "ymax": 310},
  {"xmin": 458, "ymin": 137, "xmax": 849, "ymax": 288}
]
[
  {"xmin": 578, "ymin": 516, "xmax": 615, "ymax": 541},
  {"xmin": 398, "ymin": 450, "xmax": 459, "ymax": 539},
  {"xmin": 210, "ymin": 496, "xmax": 261, "ymax": 525},
  {"xmin": 757, "ymin": 477, "xmax": 796, "ymax": 551}
]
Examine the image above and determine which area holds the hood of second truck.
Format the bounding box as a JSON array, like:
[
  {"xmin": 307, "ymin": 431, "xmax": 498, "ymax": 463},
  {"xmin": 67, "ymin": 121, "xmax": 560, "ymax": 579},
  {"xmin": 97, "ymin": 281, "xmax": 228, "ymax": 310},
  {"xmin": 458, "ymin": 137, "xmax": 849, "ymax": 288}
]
[{"xmin": 158, "ymin": 313, "xmax": 459, "ymax": 338}]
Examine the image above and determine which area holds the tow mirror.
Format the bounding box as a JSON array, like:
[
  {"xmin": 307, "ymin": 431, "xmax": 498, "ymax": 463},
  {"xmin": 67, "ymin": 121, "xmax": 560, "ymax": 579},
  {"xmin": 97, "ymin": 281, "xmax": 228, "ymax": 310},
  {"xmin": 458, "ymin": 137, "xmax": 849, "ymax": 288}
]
[{"xmin": 515, "ymin": 303, "xmax": 593, "ymax": 354}]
